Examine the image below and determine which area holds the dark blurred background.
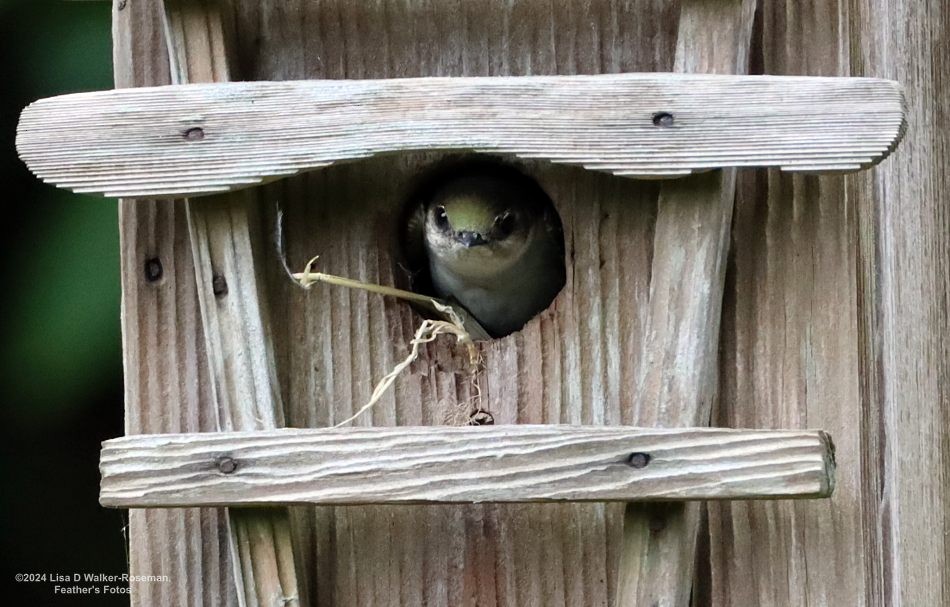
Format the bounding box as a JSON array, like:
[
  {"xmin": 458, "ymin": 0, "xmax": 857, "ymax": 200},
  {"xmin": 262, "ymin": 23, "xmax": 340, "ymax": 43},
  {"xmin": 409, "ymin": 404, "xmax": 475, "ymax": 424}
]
[{"xmin": 1, "ymin": 0, "xmax": 127, "ymax": 604}]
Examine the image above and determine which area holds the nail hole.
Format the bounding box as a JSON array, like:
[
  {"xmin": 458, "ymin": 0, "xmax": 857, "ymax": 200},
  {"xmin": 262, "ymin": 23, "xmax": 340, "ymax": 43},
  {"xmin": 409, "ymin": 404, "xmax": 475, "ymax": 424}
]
[
  {"xmin": 627, "ymin": 452, "xmax": 651, "ymax": 468},
  {"xmin": 652, "ymin": 112, "xmax": 674, "ymax": 127},
  {"xmin": 212, "ymin": 274, "xmax": 228, "ymax": 298},
  {"xmin": 117, "ymin": 0, "xmax": 127, "ymax": 10},
  {"xmin": 144, "ymin": 257, "xmax": 163, "ymax": 282},
  {"xmin": 183, "ymin": 127, "xmax": 205, "ymax": 141},
  {"xmin": 468, "ymin": 410, "xmax": 495, "ymax": 426},
  {"xmin": 216, "ymin": 456, "xmax": 237, "ymax": 474}
]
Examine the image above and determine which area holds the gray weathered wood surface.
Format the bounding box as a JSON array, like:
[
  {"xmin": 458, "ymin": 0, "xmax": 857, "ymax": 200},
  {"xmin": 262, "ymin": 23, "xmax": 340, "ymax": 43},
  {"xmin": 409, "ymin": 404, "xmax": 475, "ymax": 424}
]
[
  {"xmin": 17, "ymin": 74, "xmax": 904, "ymax": 198},
  {"xmin": 113, "ymin": 0, "xmax": 239, "ymax": 604},
  {"xmin": 617, "ymin": 2, "xmax": 756, "ymax": 605},
  {"xmin": 707, "ymin": 1, "xmax": 950, "ymax": 606},
  {"xmin": 108, "ymin": 1, "xmax": 947, "ymax": 606},
  {"xmin": 857, "ymin": 1, "xmax": 950, "ymax": 602},
  {"xmin": 163, "ymin": 1, "xmax": 303, "ymax": 606},
  {"xmin": 708, "ymin": 2, "xmax": 870, "ymax": 604},
  {"xmin": 99, "ymin": 426, "xmax": 835, "ymax": 507}
]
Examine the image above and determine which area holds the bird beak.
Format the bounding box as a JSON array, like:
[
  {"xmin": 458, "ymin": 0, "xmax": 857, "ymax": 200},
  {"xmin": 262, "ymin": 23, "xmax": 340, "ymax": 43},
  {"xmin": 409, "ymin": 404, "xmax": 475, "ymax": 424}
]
[{"xmin": 456, "ymin": 231, "xmax": 487, "ymax": 247}]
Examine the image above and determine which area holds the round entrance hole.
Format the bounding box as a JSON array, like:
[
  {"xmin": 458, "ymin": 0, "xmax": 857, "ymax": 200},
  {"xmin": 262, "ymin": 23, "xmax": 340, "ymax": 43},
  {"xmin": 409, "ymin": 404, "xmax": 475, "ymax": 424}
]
[{"xmin": 399, "ymin": 159, "xmax": 566, "ymax": 338}]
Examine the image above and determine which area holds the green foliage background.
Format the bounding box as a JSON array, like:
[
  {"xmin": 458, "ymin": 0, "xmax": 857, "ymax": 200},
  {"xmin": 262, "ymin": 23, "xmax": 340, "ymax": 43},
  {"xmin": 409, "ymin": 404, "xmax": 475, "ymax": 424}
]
[{"xmin": 1, "ymin": 1, "xmax": 126, "ymax": 603}]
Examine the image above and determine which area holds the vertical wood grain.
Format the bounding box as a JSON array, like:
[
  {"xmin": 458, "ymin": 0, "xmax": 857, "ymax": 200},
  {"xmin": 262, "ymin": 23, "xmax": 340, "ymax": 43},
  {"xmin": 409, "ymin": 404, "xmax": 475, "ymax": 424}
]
[
  {"xmin": 111, "ymin": 1, "xmax": 946, "ymax": 606},
  {"xmin": 617, "ymin": 1, "xmax": 756, "ymax": 605},
  {"xmin": 236, "ymin": 2, "xmax": 677, "ymax": 605},
  {"xmin": 709, "ymin": 1, "xmax": 868, "ymax": 604},
  {"xmin": 852, "ymin": 0, "xmax": 950, "ymax": 604},
  {"xmin": 708, "ymin": 1, "xmax": 948, "ymax": 605},
  {"xmin": 113, "ymin": 0, "xmax": 237, "ymax": 605},
  {"xmin": 162, "ymin": 1, "xmax": 303, "ymax": 605}
]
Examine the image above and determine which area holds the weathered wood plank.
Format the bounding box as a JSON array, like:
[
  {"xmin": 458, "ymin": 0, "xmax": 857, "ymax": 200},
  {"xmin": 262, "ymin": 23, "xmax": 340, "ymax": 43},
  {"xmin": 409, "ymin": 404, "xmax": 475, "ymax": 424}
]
[
  {"xmin": 704, "ymin": 1, "xmax": 948, "ymax": 604},
  {"xmin": 112, "ymin": 0, "xmax": 237, "ymax": 605},
  {"xmin": 162, "ymin": 2, "xmax": 303, "ymax": 606},
  {"xmin": 104, "ymin": 1, "xmax": 941, "ymax": 606},
  {"xmin": 243, "ymin": 2, "xmax": 679, "ymax": 604},
  {"xmin": 707, "ymin": 1, "xmax": 875, "ymax": 605},
  {"xmin": 16, "ymin": 74, "xmax": 904, "ymax": 198},
  {"xmin": 99, "ymin": 426, "xmax": 835, "ymax": 507},
  {"xmin": 854, "ymin": 0, "xmax": 950, "ymax": 604},
  {"xmin": 617, "ymin": 1, "xmax": 756, "ymax": 605}
]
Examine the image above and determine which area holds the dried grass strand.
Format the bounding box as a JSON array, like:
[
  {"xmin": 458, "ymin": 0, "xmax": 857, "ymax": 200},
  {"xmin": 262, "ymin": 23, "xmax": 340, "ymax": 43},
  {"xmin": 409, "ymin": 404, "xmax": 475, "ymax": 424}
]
[{"xmin": 293, "ymin": 257, "xmax": 480, "ymax": 427}]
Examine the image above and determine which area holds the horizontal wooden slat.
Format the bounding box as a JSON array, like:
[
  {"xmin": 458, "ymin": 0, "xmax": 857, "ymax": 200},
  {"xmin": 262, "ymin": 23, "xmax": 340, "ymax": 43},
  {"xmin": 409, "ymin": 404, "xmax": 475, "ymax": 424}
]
[
  {"xmin": 99, "ymin": 425, "xmax": 836, "ymax": 507},
  {"xmin": 18, "ymin": 74, "xmax": 904, "ymax": 199}
]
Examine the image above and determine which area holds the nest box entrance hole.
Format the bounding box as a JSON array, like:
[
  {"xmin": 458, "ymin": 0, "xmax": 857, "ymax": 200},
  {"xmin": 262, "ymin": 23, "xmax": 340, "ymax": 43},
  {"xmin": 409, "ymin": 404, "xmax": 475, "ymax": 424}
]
[{"xmin": 262, "ymin": 151, "xmax": 660, "ymax": 428}]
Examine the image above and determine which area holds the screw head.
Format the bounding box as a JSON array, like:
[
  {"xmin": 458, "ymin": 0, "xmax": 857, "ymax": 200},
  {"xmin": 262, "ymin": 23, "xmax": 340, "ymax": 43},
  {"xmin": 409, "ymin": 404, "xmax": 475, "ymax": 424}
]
[
  {"xmin": 628, "ymin": 452, "xmax": 651, "ymax": 469},
  {"xmin": 183, "ymin": 127, "xmax": 205, "ymax": 141},
  {"xmin": 144, "ymin": 257, "xmax": 163, "ymax": 282},
  {"xmin": 212, "ymin": 274, "xmax": 228, "ymax": 298},
  {"xmin": 468, "ymin": 410, "xmax": 495, "ymax": 426},
  {"xmin": 652, "ymin": 112, "xmax": 675, "ymax": 127},
  {"xmin": 216, "ymin": 456, "xmax": 238, "ymax": 474}
]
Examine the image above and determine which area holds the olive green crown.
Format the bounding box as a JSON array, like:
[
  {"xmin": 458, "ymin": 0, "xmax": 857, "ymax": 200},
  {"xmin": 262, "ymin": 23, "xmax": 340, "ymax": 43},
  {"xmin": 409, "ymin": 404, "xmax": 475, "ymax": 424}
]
[{"xmin": 441, "ymin": 195, "xmax": 503, "ymax": 233}]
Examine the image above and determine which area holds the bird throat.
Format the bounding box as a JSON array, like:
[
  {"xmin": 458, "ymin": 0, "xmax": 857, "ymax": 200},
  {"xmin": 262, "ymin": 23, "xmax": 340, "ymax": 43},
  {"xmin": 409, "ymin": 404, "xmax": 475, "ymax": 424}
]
[{"xmin": 434, "ymin": 241, "xmax": 518, "ymax": 283}]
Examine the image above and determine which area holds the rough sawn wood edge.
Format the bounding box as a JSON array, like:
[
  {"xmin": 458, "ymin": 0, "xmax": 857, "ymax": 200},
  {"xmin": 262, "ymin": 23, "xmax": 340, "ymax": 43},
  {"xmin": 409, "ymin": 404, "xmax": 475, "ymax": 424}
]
[{"xmin": 15, "ymin": 73, "xmax": 906, "ymax": 199}]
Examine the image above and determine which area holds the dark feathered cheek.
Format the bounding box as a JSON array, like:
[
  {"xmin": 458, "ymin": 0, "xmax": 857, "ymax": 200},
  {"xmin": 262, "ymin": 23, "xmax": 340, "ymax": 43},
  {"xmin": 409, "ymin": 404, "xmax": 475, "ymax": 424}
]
[
  {"xmin": 492, "ymin": 212, "xmax": 520, "ymax": 239},
  {"xmin": 427, "ymin": 218, "xmax": 451, "ymax": 238},
  {"xmin": 431, "ymin": 205, "xmax": 451, "ymax": 232}
]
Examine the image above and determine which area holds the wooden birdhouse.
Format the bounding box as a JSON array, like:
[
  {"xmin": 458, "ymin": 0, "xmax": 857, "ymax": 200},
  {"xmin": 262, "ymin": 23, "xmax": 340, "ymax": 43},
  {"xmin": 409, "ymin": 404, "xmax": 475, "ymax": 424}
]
[{"xmin": 16, "ymin": 0, "xmax": 921, "ymax": 605}]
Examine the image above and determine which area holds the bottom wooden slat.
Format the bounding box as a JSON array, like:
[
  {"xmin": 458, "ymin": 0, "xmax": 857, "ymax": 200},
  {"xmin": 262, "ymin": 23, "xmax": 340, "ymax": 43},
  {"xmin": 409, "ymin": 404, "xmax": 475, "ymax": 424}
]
[{"xmin": 100, "ymin": 425, "xmax": 835, "ymax": 507}]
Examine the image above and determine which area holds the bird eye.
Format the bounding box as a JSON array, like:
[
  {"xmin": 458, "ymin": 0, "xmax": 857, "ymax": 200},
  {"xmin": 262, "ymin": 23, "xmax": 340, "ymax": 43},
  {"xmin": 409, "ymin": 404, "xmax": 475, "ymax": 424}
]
[
  {"xmin": 494, "ymin": 211, "xmax": 517, "ymax": 237},
  {"xmin": 434, "ymin": 205, "xmax": 449, "ymax": 229}
]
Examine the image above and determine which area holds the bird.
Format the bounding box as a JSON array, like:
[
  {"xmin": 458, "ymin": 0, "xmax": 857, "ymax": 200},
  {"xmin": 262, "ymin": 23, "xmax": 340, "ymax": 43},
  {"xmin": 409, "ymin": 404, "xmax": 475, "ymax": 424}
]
[{"xmin": 404, "ymin": 164, "xmax": 565, "ymax": 337}]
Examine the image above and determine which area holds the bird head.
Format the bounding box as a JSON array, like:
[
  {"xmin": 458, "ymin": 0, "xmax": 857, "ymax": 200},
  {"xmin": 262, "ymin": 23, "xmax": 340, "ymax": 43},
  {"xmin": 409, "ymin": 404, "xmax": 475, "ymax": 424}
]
[{"xmin": 423, "ymin": 180, "xmax": 534, "ymax": 278}]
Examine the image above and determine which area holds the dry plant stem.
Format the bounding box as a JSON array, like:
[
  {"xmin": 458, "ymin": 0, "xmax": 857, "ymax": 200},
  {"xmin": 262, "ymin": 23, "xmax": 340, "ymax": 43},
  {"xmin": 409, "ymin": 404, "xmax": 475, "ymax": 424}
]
[
  {"xmin": 294, "ymin": 257, "xmax": 479, "ymax": 427},
  {"xmin": 293, "ymin": 257, "xmax": 440, "ymax": 308},
  {"xmin": 294, "ymin": 257, "xmax": 480, "ymax": 334},
  {"xmin": 332, "ymin": 317, "xmax": 470, "ymax": 428}
]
